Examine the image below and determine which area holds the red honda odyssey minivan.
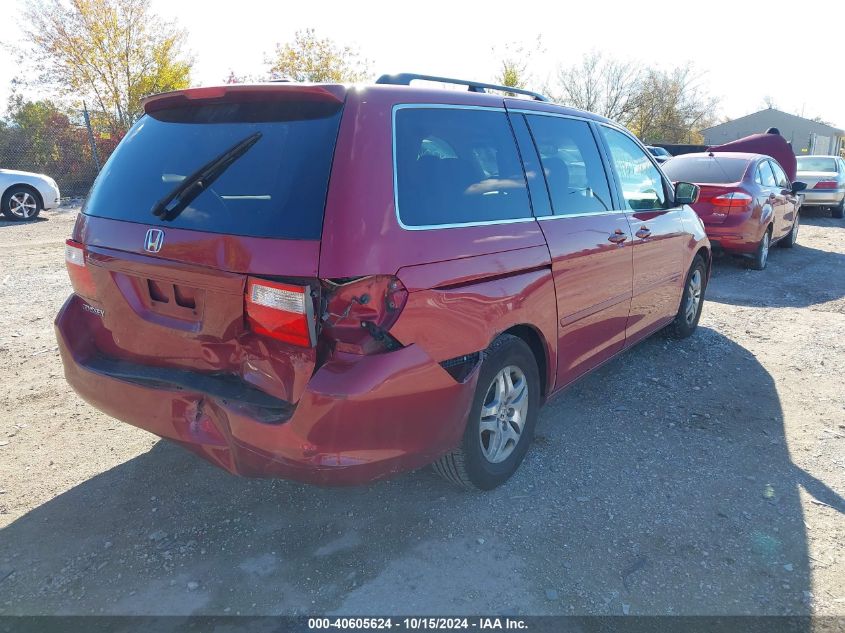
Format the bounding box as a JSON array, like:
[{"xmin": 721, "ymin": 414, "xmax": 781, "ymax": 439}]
[{"xmin": 56, "ymin": 75, "xmax": 711, "ymax": 489}]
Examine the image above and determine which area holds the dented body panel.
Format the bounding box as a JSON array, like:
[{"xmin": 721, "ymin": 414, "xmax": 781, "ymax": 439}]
[
  {"xmin": 392, "ymin": 265, "xmax": 556, "ymax": 395},
  {"xmin": 57, "ymin": 294, "xmax": 476, "ymax": 485}
]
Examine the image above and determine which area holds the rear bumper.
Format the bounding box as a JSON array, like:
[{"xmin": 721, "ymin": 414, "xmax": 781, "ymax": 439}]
[
  {"xmin": 695, "ymin": 208, "xmax": 762, "ymax": 255},
  {"xmin": 800, "ymin": 189, "xmax": 844, "ymax": 206},
  {"xmin": 55, "ymin": 295, "xmax": 477, "ymax": 485},
  {"xmin": 702, "ymin": 225, "xmax": 760, "ymax": 254}
]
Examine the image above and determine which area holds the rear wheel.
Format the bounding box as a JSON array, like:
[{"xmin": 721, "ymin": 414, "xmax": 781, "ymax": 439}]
[
  {"xmin": 665, "ymin": 255, "xmax": 706, "ymax": 339},
  {"xmin": 832, "ymin": 200, "xmax": 844, "ymax": 219},
  {"xmin": 1, "ymin": 186, "xmax": 42, "ymax": 221},
  {"xmin": 433, "ymin": 334, "xmax": 540, "ymax": 490},
  {"xmin": 747, "ymin": 227, "xmax": 771, "ymax": 270},
  {"xmin": 779, "ymin": 213, "xmax": 799, "ymax": 248}
]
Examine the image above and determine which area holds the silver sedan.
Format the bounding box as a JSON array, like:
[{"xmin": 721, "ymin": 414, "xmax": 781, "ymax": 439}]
[
  {"xmin": 795, "ymin": 155, "xmax": 845, "ymax": 219},
  {"xmin": 0, "ymin": 168, "xmax": 61, "ymax": 221}
]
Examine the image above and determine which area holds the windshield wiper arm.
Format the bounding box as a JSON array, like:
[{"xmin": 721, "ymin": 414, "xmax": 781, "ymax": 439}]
[{"xmin": 151, "ymin": 131, "xmax": 263, "ymax": 221}]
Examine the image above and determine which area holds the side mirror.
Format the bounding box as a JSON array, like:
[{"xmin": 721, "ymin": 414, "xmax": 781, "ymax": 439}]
[
  {"xmin": 791, "ymin": 181, "xmax": 807, "ymax": 193},
  {"xmin": 674, "ymin": 181, "xmax": 700, "ymax": 205}
]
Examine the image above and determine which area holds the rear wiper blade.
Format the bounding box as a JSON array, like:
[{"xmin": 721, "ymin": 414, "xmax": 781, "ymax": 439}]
[{"xmin": 151, "ymin": 131, "xmax": 263, "ymax": 221}]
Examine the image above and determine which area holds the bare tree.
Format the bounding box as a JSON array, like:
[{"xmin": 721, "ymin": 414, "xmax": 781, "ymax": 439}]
[
  {"xmin": 809, "ymin": 115, "xmax": 833, "ymax": 126},
  {"xmin": 623, "ymin": 65, "xmax": 716, "ymax": 143},
  {"xmin": 553, "ymin": 53, "xmax": 716, "ymax": 143},
  {"xmin": 554, "ymin": 52, "xmax": 642, "ymax": 123}
]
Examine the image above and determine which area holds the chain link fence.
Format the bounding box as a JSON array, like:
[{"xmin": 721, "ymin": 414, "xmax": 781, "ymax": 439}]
[{"xmin": 0, "ymin": 108, "xmax": 122, "ymax": 199}]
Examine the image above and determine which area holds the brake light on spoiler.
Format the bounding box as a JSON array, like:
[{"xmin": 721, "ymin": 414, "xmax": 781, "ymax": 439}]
[
  {"xmin": 245, "ymin": 278, "xmax": 316, "ymax": 347},
  {"xmin": 143, "ymin": 84, "xmax": 347, "ymax": 115}
]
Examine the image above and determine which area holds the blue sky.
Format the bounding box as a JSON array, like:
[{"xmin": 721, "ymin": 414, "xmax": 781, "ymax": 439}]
[{"xmin": 1, "ymin": 0, "xmax": 842, "ymax": 127}]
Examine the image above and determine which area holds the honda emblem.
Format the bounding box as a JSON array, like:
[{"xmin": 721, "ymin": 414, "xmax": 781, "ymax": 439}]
[{"xmin": 144, "ymin": 228, "xmax": 164, "ymax": 253}]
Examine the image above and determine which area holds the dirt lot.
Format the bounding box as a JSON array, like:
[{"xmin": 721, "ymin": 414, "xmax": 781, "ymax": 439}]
[{"xmin": 0, "ymin": 206, "xmax": 843, "ymax": 617}]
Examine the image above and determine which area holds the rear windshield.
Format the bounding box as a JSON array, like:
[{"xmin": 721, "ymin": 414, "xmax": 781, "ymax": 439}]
[
  {"xmin": 662, "ymin": 155, "xmax": 749, "ymax": 184},
  {"xmin": 797, "ymin": 157, "xmax": 838, "ymax": 172},
  {"xmin": 83, "ymin": 100, "xmax": 343, "ymax": 239}
]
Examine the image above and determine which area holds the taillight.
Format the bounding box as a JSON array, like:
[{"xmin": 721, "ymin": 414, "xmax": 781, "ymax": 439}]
[
  {"xmin": 320, "ymin": 276, "xmax": 408, "ymax": 354},
  {"xmin": 813, "ymin": 180, "xmax": 838, "ymax": 189},
  {"xmin": 245, "ymin": 278, "xmax": 316, "ymax": 347},
  {"xmin": 64, "ymin": 239, "xmax": 97, "ymax": 299},
  {"xmin": 711, "ymin": 191, "xmax": 752, "ymax": 211}
]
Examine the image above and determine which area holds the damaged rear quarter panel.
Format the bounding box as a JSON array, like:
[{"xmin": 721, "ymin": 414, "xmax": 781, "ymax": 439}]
[{"xmin": 390, "ymin": 247, "xmax": 557, "ymax": 394}]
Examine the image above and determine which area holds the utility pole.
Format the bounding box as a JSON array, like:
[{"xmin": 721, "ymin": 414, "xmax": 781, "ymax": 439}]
[{"xmin": 82, "ymin": 101, "xmax": 101, "ymax": 172}]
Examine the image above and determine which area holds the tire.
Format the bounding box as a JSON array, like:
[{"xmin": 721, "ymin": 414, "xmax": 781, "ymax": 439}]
[
  {"xmin": 832, "ymin": 200, "xmax": 844, "ymax": 219},
  {"xmin": 747, "ymin": 227, "xmax": 771, "ymax": 271},
  {"xmin": 1, "ymin": 186, "xmax": 42, "ymax": 221},
  {"xmin": 779, "ymin": 213, "xmax": 799, "ymax": 248},
  {"xmin": 665, "ymin": 255, "xmax": 707, "ymax": 339},
  {"xmin": 432, "ymin": 334, "xmax": 541, "ymax": 490}
]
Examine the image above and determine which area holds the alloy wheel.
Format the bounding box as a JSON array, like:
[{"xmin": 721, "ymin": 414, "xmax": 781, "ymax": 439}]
[
  {"xmin": 478, "ymin": 365, "xmax": 529, "ymax": 464},
  {"xmin": 760, "ymin": 232, "xmax": 770, "ymax": 267},
  {"xmin": 8, "ymin": 192, "xmax": 37, "ymax": 219},
  {"xmin": 685, "ymin": 269, "xmax": 702, "ymax": 325}
]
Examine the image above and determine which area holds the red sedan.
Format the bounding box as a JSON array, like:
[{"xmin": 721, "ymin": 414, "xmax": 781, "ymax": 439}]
[{"xmin": 663, "ymin": 152, "xmax": 806, "ymax": 270}]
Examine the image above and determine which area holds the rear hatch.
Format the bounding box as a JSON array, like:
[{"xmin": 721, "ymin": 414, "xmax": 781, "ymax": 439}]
[
  {"xmin": 796, "ymin": 170, "xmax": 839, "ymax": 191},
  {"xmin": 796, "ymin": 156, "xmax": 840, "ymax": 191},
  {"xmin": 68, "ymin": 85, "xmax": 346, "ymax": 404},
  {"xmin": 662, "ymin": 154, "xmax": 752, "ymax": 225}
]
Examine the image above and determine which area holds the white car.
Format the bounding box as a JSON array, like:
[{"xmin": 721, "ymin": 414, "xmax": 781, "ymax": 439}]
[
  {"xmin": 0, "ymin": 169, "xmax": 61, "ymax": 221},
  {"xmin": 795, "ymin": 155, "xmax": 845, "ymax": 219}
]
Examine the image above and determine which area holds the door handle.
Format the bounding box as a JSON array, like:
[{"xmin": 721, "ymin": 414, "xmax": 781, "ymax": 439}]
[
  {"xmin": 635, "ymin": 226, "xmax": 651, "ymax": 239},
  {"xmin": 607, "ymin": 229, "xmax": 628, "ymax": 244}
]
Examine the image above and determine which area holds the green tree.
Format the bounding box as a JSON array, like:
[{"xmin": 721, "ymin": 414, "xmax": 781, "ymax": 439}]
[
  {"xmin": 267, "ymin": 29, "xmax": 370, "ymax": 83},
  {"xmin": 492, "ymin": 37, "xmax": 544, "ymax": 95},
  {"xmin": 22, "ymin": 0, "xmax": 192, "ymax": 133},
  {"xmin": 0, "ymin": 96, "xmax": 122, "ymax": 194}
]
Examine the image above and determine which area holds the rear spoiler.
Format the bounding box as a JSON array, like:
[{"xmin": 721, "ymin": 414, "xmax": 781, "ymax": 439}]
[{"xmin": 143, "ymin": 84, "xmax": 347, "ymax": 115}]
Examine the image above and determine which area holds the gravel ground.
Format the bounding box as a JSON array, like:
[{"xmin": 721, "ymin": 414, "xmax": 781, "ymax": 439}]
[{"xmin": 0, "ymin": 206, "xmax": 842, "ymax": 617}]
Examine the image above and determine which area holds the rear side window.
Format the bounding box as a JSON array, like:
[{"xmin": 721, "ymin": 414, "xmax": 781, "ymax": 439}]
[
  {"xmin": 599, "ymin": 126, "xmax": 668, "ymax": 211},
  {"xmin": 770, "ymin": 161, "xmax": 790, "ymax": 188},
  {"xmin": 525, "ymin": 115, "xmax": 612, "ymax": 215},
  {"xmin": 663, "ymin": 156, "xmax": 749, "ymax": 184},
  {"xmin": 758, "ymin": 161, "xmax": 777, "ymax": 187},
  {"xmin": 83, "ymin": 100, "xmax": 343, "ymax": 239},
  {"xmin": 394, "ymin": 107, "xmax": 531, "ymax": 227}
]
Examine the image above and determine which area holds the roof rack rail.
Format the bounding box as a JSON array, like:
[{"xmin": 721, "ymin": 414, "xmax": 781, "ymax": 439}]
[{"xmin": 375, "ymin": 73, "xmax": 550, "ymax": 102}]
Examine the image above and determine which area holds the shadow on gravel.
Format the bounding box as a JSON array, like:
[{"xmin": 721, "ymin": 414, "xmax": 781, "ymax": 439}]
[
  {"xmin": 0, "ymin": 329, "xmax": 841, "ymax": 619},
  {"xmin": 797, "ymin": 206, "xmax": 842, "ymax": 227},
  {"xmin": 0, "ymin": 217, "xmax": 48, "ymax": 227},
  {"xmin": 707, "ymin": 224, "xmax": 845, "ymax": 309}
]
